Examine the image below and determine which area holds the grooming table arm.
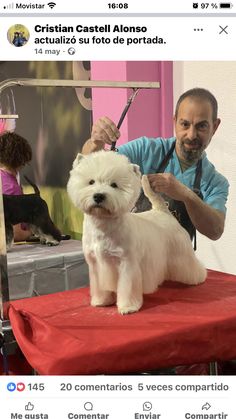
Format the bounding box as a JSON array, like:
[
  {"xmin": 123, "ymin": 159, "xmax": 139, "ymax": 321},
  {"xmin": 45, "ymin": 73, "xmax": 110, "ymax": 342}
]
[{"xmin": 0, "ymin": 78, "xmax": 160, "ymax": 94}]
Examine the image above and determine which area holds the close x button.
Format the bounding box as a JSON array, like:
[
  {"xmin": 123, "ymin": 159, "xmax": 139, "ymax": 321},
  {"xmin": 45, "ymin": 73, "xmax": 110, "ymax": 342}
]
[{"xmin": 219, "ymin": 25, "xmax": 229, "ymax": 34}]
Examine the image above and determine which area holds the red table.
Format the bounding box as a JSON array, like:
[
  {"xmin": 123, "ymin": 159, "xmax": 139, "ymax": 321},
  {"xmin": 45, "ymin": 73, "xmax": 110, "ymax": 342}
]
[{"xmin": 8, "ymin": 269, "xmax": 236, "ymax": 375}]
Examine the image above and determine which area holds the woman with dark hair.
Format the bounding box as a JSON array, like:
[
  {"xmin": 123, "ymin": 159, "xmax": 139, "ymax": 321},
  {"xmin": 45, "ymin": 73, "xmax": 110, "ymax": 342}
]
[{"xmin": 0, "ymin": 131, "xmax": 33, "ymax": 242}]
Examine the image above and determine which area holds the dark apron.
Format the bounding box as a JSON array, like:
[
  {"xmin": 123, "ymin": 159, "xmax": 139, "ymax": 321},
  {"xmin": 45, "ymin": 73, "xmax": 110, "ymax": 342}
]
[{"xmin": 133, "ymin": 141, "xmax": 203, "ymax": 250}]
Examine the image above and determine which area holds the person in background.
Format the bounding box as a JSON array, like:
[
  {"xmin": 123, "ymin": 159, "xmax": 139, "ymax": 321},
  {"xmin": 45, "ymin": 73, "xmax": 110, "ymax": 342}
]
[
  {"xmin": 0, "ymin": 131, "xmax": 33, "ymax": 242},
  {"xmin": 82, "ymin": 87, "xmax": 229, "ymax": 244}
]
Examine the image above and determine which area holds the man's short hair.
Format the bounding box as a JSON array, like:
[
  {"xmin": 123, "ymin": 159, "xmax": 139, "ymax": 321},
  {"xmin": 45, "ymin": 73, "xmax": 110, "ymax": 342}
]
[
  {"xmin": 175, "ymin": 88, "xmax": 218, "ymax": 121},
  {"xmin": 0, "ymin": 131, "xmax": 32, "ymax": 169}
]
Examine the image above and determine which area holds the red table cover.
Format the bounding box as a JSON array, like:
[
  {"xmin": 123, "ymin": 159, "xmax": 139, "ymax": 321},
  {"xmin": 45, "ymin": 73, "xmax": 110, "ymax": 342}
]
[{"xmin": 8, "ymin": 269, "xmax": 236, "ymax": 375}]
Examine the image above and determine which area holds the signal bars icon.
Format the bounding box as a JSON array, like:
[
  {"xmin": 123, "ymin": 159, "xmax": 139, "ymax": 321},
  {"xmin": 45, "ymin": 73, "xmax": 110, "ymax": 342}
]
[
  {"xmin": 47, "ymin": 2, "xmax": 56, "ymax": 8},
  {"xmin": 3, "ymin": 2, "xmax": 14, "ymax": 9}
]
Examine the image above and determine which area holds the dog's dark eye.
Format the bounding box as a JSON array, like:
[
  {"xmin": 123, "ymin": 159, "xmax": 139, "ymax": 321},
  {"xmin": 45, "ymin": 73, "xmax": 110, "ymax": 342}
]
[
  {"xmin": 89, "ymin": 180, "xmax": 95, "ymax": 185},
  {"xmin": 111, "ymin": 182, "xmax": 118, "ymax": 188}
]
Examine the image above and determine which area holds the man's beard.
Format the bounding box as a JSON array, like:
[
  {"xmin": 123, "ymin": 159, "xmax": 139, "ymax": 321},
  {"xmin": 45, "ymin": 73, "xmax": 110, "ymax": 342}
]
[{"xmin": 180, "ymin": 139, "xmax": 205, "ymax": 162}]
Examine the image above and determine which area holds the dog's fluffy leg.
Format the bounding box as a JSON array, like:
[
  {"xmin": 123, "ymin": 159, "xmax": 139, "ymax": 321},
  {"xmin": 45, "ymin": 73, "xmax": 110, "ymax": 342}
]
[
  {"xmin": 117, "ymin": 260, "xmax": 143, "ymax": 315},
  {"xmin": 31, "ymin": 226, "xmax": 60, "ymax": 246},
  {"xmin": 169, "ymin": 249, "xmax": 207, "ymax": 286},
  {"xmin": 141, "ymin": 175, "xmax": 169, "ymax": 213},
  {"xmin": 87, "ymin": 255, "xmax": 116, "ymax": 307}
]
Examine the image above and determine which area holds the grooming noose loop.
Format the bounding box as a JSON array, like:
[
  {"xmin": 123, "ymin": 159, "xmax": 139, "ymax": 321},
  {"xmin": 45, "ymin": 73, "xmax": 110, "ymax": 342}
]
[{"xmin": 110, "ymin": 88, "xmax": 140, "ymax": 151}]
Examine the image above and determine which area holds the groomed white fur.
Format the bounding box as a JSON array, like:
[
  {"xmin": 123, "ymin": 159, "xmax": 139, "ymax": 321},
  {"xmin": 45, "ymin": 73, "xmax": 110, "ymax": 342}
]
[{"xmin": 67, "ymin": 150, "xmax": 206, "ymax": 315}]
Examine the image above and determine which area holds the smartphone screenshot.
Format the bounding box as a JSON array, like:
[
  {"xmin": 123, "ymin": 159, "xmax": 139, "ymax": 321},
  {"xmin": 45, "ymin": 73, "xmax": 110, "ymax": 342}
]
[{"xmin": 0, "ymin": 1, "xmax": 236, "ymax": 418}]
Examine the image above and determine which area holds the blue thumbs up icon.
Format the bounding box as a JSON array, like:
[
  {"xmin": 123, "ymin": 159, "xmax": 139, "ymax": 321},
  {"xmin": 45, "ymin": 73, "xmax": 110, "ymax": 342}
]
[{"xmin": 7, "ymin": 382, "xmax": 16, "ymax": 392}]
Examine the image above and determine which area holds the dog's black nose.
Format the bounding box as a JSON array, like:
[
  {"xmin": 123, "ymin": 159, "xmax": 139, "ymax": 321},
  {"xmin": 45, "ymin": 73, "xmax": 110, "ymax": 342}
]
[{"xmin": 93, "ymin": 193, "xmax": 105, "ymax": 204}]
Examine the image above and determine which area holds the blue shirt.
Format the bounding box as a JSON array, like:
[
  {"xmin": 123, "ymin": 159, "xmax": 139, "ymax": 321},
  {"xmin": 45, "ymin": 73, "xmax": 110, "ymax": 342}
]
[{"xmin": 118, "ymin": 136, "xmax": 229, "ymax": 214}]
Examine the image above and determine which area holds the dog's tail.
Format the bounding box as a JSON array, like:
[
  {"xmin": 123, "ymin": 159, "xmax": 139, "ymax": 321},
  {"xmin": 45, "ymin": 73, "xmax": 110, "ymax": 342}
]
[
  {"xmin": 141, "ymin": 175, "xmax": 169, "ymax": 213},
  {"xmin": 24, "ymin": 175, "xmax": 40, "ymax": 195}
]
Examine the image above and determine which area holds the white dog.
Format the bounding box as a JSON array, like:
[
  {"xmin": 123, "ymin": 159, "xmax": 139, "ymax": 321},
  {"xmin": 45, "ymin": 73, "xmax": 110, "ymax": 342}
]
[{"xmin": 67, "ymin": 150, "xmax": 206, "ymax": 315}]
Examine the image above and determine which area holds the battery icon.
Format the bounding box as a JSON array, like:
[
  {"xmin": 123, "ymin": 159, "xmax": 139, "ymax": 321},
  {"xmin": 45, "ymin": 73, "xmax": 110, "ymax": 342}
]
[{"xmin": 219, "ymin": 2, "xmax": 233, "ymax": 8}]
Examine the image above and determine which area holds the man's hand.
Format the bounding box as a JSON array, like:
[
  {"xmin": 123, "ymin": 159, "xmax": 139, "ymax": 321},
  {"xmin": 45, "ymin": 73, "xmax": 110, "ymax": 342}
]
[
  {"xmin": 147, "ymin": 172, "xmax": 225, "ymax": 240},
  {"xmin": 82, "ymin": 116, "xmax": 120, "ymax": 154},
  {"xmin": 147, "ymin": 173, "xmax": 191, "ymax": 202},
  {"xmin": 91, "ymin": 116, "xmax": 120, "ymax": 146}
]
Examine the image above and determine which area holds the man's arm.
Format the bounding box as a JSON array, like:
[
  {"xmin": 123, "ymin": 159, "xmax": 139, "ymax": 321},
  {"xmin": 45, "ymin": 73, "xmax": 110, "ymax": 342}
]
[
  {"xmin": 147, "ymin": 172, "xmax": 225, "ymax": 240},
  {"xmin": 82, "ymin": 116, "xmax": 120, "ymax": 154},
  {"xmin": 183, "ymin": 189, "xmax": 225, "ymax": 240}
]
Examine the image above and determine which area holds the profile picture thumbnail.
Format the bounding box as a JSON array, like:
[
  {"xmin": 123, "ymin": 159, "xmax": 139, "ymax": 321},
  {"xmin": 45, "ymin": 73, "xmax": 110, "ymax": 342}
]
[{"xmin": 7, "ymin": 24, "xmax": 30, "ymax": 47}]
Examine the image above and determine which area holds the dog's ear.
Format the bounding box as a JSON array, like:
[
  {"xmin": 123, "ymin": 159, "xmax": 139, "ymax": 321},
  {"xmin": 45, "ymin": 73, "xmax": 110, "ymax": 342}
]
[
  {"xmin": 132, "ymin": 164, "xmax": 141, "ymax": 178},
  {"xmin": 72, "ymin": 153, "xmax": 84, "ymax": 169}
]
